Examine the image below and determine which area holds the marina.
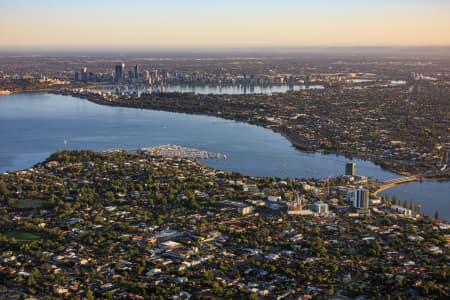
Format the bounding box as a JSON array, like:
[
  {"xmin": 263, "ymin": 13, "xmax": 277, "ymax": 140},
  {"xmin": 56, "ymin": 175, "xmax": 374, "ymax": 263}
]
[{"xmin": 141, "ymin": 144, "xmax": 227, "ymax": 160}]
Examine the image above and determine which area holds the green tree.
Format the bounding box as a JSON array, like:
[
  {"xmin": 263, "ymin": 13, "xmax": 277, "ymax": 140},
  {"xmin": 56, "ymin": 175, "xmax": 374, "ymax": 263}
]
[
  {"xmin": 86, "ymin": 289, "xmax": 95, "ymax": 300},
  {"xmin": 249, "ymin": 293, "xmax": 258, "ymax": 300},
  {"xmin": 0, "ymin": 181, "xmax": 9, "ymax": 199}
]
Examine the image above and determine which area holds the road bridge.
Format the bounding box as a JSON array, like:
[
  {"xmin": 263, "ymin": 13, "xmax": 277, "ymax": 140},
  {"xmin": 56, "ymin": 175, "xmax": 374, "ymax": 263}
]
[{"xmin": 372, "ymin": 175, "xmax": 421, "ymax": 195}]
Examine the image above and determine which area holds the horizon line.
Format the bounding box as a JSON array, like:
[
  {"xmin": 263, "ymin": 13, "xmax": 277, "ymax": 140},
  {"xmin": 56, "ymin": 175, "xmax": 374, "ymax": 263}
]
[{"xmin": 1, "ymin": 45, "xmax": 450, "ymax": 53}]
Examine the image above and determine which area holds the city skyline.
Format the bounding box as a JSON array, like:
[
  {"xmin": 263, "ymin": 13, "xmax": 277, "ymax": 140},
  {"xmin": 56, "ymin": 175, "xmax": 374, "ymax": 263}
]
[{"xmin": 1, "ymin": 0, "xmax": 450, "ymax": 50}]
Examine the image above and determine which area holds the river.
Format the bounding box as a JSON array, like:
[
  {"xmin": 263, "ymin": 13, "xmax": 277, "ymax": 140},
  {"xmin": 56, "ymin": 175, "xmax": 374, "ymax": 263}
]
[{"xmin": 0, "ymin": 93, "xmax": 448, "ymax": 220}]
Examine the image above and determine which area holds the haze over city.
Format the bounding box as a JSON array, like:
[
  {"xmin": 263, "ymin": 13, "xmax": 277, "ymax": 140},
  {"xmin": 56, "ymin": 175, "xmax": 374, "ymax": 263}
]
[{"xmin": 1, "ymin": 0, "xmax": 450, "ymax": 50}]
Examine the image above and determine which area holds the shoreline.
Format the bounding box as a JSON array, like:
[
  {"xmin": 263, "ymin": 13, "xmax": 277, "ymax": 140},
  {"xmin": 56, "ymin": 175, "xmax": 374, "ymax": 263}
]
[
  {"xmin": 59, "ymin": 90, "xmax": 432, "ymax": 178},
  {"xmin": 5, "ymin": 89, "xmax": 450, "ymax": 182},
  {"xmin": 373, "ymin": 177, "xmax": 450, "ymax": 196},
  {"xmin": 4, "ymin": 147, "xmax": 450, "ymax": 221}
]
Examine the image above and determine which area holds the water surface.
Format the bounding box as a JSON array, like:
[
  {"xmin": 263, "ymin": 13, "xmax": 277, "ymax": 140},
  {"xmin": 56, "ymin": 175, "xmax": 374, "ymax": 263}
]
[
  {"xmin": 0, "ymin": 93, "xmax": 448, "ymax": 220},
  {"xmin": 380, "ymin": 181, "xmax": 450, "ymax": 220}
]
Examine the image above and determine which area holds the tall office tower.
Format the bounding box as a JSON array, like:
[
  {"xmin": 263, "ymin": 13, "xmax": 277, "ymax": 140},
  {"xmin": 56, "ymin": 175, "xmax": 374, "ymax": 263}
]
[
  {"xmin": 345, "ymin": 162, "xmax": 356, "ymax": 176},
  {"xmin": 88, "ymin": 72, "xmax": 96, "ymax": 82},
  {"xmin": 115, "ymin": 63, "xmax": 125, "ymax": 83},
  {"xmin": 81, "ymin": 67, "xmax": 88, "ymax": 82},
  {"xmin": 134, "ymin": 65, "xmax": 140, "ymax": 79},
  {"xmin": 74, "ymin": 71, "xmax": 79, "ymax": 81},
  {"xmin": 153, "ymin": 69, "xmax": 159, "ymax": 81},
  {"xmin": 143, "ymin": 70, "xmax": 150, "ymax": 80},
  {"xmin": 144, "ymin": 70, "xmax": 152, "ymax": 85},
  {"xmin": 162, "ymin": 69, "xmax": 169, "ymax": 79},
  {"xmin": 353, "ymin": 187, "xmax": 369, "ymax": 209},
  {"xmin": 304, "ymin": 74, "xmax": 310, "ymax": 86}
]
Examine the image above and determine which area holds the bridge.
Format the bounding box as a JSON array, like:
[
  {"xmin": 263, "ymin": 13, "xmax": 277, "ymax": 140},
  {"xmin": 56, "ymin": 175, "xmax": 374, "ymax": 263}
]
[{"xmin": 372, "ymin": 175, "xmax": 422, "ymax": 195}]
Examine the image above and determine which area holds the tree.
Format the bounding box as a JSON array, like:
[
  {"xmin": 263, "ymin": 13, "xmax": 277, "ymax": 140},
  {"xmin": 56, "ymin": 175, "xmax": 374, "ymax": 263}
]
[
  {"xmin": 86, "ymin": 289, "xmax": 95, "ymax": 300},
  {"xmin": 328, "ymin": 286, "xmax": 335, "ymax": 296},
  {"xmin": 0, "ymin": 181, "xmax": 9, "ymax": 199},
  {"xmin": 391, "ymin": 195, "xmax": 397, "ymax": 205},
  {"xmin": 402, "ymin": 200, "xmax": 408, "ymax": 209},
  {"xmin": 249, "ymin": 293, "xmax": 258, "ymax": 300},
  {"xmin": 26, "ymin": 275, "xmax": 37, "ymax": 287},
  {"xmin": 434, "ymin": 210, "xmax": 439, "ymax": 220},
  {"xmin": 415, "ymin": 204, "xmax": 421, "ymax": 214}
]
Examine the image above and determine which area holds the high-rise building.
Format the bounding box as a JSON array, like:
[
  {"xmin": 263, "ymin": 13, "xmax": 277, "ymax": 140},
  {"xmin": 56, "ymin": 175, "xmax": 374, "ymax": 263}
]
[
  {"xmin": 353, "ymin": 187, "xmax": 369, "ymax": 209},
  {"xmin": 152, "ymin": 69, "xmax": 159, "ymax": 83},
  {"xmin": 345, "ymin": 162, "xmax": 356, "ymax": 176},
  {"xmin": 442, "ymin": 145, "xmax": 450, "ymax": 165},
  {"xmin": 88, "ymin": 72, "xmax": 96, "ymax": 82},
  {"xmin": 115, "ymin": 63, "xmax": 125, "ymax": 83},
  {"xmin": 134, "ymin": 64, "xmax": 140, "ymax": 79},
  {"xmin": 81, "ymin": 67, "xmax": 88, "ymax": 82}
]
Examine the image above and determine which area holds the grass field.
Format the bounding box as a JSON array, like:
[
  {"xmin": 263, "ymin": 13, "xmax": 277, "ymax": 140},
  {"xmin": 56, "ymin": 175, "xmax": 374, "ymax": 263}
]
[
  {"xmin": 3, "ymin": 231, "xmax": 42, "ymax": 242},
  {"xmin": 13, "ymin": 199, "xmax": 44, "ymax": 209}
]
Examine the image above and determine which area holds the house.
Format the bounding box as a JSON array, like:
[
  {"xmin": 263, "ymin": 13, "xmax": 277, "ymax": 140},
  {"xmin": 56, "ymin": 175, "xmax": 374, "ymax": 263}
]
[
  {"xmin": 267, "ymin": 195, "xmax": 282, "ymax": 202},
  {"xmin": 391, "ymin": 205, "xmax": 412, "ymax": 216},
  {"xmin": 238, "ymin": 206, "xmax": 254, "ymax": 215},
  {"xmin": 313, "ymin": 201, "xmax": 329, "ymax": 215}
]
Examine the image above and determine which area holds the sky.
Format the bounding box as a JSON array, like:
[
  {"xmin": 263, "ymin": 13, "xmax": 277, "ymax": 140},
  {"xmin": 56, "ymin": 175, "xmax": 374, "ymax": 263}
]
[{"xmin": 1, "ymin": 0, "xmax": 450, "ymax": 49}]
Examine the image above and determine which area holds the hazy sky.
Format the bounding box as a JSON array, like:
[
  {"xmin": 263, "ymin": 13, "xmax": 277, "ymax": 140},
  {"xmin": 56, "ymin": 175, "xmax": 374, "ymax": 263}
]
[{"xmin": 1, "ymin": 0, "xmax": 450, "ymax": 49}]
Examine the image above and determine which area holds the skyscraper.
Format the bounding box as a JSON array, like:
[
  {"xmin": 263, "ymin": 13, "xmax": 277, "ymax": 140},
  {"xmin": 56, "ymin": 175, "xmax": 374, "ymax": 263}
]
[
  {"xmin": 353, "ymin": 187, "xmax": 369, "ymax": 209},
  {"xmin": 81, "ymin": 67, "xmax": 88, "ymax": 82},
  {"xmin": 345, "ymin": 162, "xmax": 356, "ymax": 176},
  {"xmin": 134, "ymin": 64, "xmax": 139, "ymax": 80},
  {"xmin": 115, "ymin": 63, "xmax": 125, "ymax": 83}
]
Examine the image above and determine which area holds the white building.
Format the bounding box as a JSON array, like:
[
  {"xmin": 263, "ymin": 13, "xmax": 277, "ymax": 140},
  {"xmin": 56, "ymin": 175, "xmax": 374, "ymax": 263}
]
[
  {"xmin": 354, "ymin": 187, "xmax": 369, "ymax": 209},
  {"xmin": 267, "ymin": 195, "xmax": 282, "ymax": 202},
  {"xmin": 313, "ymin": 201, "xmax": 329, "ymax": 215},
  {"xmin": 391, "ymin": 205, "xmax": 412, "ymax": 216},
  {"xmin": 238, "ymin": 206, "xmax": 254, "ymax": 216}
]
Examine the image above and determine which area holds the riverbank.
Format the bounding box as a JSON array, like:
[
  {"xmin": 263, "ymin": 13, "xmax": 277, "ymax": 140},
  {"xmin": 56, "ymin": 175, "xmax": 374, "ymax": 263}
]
[
  {"xmin": 0, "ymin": 92, "xmax": 402, "ymax": 181},
  {"xmin": 54, "ymin": 89, "xmax": 450, "ymax": 180},
  {"xmin": 1, "ymin": 92, "xmax": 449, "ymax": 220}
]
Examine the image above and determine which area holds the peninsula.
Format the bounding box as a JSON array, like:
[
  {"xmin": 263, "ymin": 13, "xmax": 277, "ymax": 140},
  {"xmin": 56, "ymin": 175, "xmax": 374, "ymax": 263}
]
[{"xmin": 0, "ymin": 150, "xmax": 448, "ymax": 299}]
